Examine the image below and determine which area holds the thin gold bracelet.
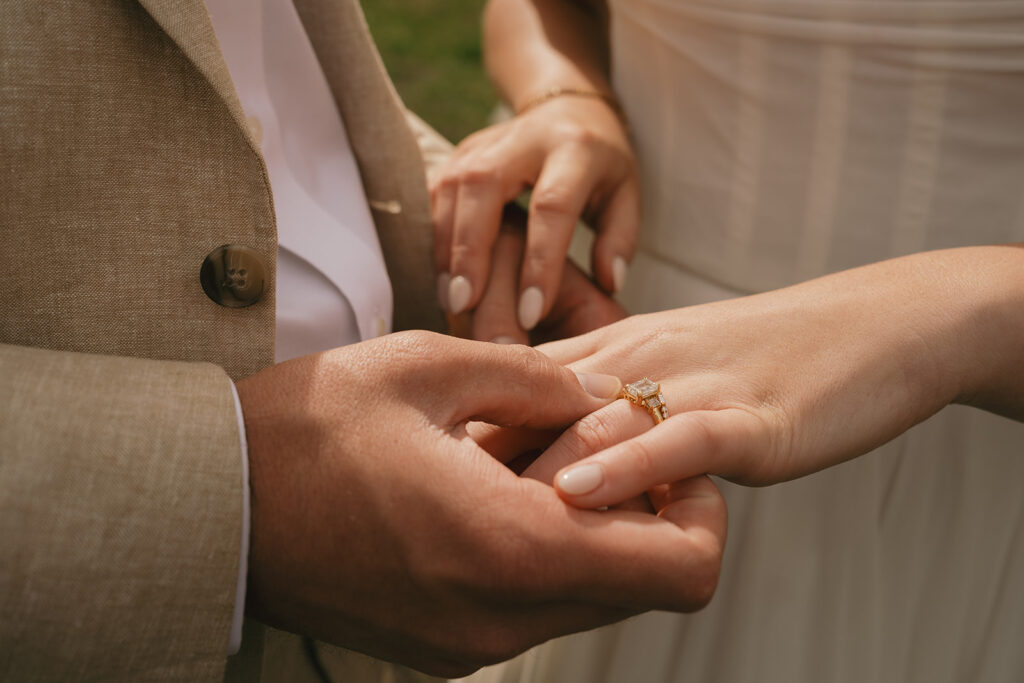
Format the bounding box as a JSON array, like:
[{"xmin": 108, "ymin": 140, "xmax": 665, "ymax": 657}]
[{"xmin": 514, "ymin": 86, "xmax": 624, "ymax": 118}]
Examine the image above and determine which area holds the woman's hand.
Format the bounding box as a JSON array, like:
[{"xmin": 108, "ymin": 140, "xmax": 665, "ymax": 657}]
[
  {"xmin": 447, "ymin": 207, "xmax": 628, "ymax": 345},
  {"xmin": 430, "ymin": 95, "xmax": 639, "ymax": 333},
  {"xmin": 531, "ymin": 246, "xmax": 1024, "ymax": 509}
]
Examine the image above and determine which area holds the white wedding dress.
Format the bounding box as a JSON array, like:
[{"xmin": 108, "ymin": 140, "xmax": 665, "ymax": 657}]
[{"xmin": 466, "ymin": 0, "xmax": 1024, "ymax": 680}]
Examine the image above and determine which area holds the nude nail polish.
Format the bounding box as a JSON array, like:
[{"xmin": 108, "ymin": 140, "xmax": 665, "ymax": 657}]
[
  {"xmin": 448, "ymin": 275, "xmax": 472, "ymax": 314},
  {"xmin": 575, "ymin": 372, "xmax": 622, "ymax": 399},
  {"xmin": 612, "ymin": 256, "xmax": 628, "ymax": 293},
  {"xmin": 517, "ymin": 286, "xmax": 543, "ymax": 330},
  {"xmin": 558, "ymin": 464, "xmax": 604, "ymax": 496}
]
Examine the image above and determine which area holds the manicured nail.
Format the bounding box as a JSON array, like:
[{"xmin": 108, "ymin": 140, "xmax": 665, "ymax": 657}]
[
  {"xmin": 558, "ymin": 464, "xmax": 604, "ymax": 496},
  {"xmin": 612, "ymin": 256, "xmax": 628, "ymax": 293},
  {"xmin": 448, "ymin": 275, "xmax": 472, "ymax": 314},
  {"xmin": 491, "ymin": 336, "xmax": 520, "ymax": 345},
  {"xmin": 575, "ymin": 372, "xmax": 622, "ymax": 399},
  {"xmin": 437, "ymin": 271, "xmax": 451, "ymax": 311},
  {"xmin": 517, "ymin": 286, "xmax": 543, "ymax": 330}
]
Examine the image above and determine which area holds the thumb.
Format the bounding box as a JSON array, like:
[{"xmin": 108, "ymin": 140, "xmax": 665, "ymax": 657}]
[
  {"xmin": 554, "ymin": 408, "xmax": 770, "ymax": 508},
  {"xmin": 450, "ymin": 342, "xmax": 622, "ymax": 431}
]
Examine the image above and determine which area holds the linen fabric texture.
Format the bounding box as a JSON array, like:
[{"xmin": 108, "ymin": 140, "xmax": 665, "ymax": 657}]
[{"xmin": 0, "ymin": 0, "xmax": 444, "ymax": 680}]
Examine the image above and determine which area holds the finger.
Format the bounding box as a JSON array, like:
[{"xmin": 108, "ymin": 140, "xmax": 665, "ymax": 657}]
[
  {"xmin": 591, "ymin": 177, "xmax": 640, "ymax": 294},
  {"xmin": 448, "ymin": 342, "xmax": 622, "ymax": 430},
  {"xmin": 431, "ymin": 179, "xmax": 457, "ymax": 310},
  {"xmin": 447, "ymin": 176, "xmax": 510, "ymax": 315},
  {"xmin": 518, "ymin": 146, "xmax": 603, "ymax": 330},
  {"xmin": 530, "ymin": 259, "xmax": 628, "ymax": 344},
  {"xmin": 610, "ymin": 494, "xmax": 655, "ymax": 514},
  {"xmin": 521, "ymin": 400, "xmax": 647, "ymax": 485},
  {"xmin": 534, "ymin": 328, "xmax": 604, "ymax": 366},
  {"xmin": 471, "ymin": 226, "xmax": 529, "ymax": 344},
  {"xmin": 545, "ymin": 497, "xmax": 725, "ymax": 613},
  {"xmin": 466, "ymin": 421, "xmax": 560, "ymax": 465},
  {"xmin": 554, "ymin": 408, "xmax": 769, "ymax": 508},
  {"xmin": 522, "ymin": 401, "xmax": 651, "ymax": 514},
  {"xmin": 650, "ymin": 475, "xmax": 725, "ymax": 523}
]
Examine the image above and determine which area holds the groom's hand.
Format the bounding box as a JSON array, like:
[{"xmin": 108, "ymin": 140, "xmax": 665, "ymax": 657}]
[{"xmin": 236, "ymin": 332, "xmax": 721, "ymax": 677}]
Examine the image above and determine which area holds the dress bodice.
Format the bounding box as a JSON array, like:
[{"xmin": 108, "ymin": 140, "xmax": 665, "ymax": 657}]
[{"xmin": 610, "ymin": 0, "xmax": 1024, "ymax": 295}]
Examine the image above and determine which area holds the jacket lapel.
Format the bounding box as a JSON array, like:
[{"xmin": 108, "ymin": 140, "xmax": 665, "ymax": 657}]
[
  {"xmin": 293, "ymin": 0, "xmax": 445, "ymax": 333},
  {"xmin": 137, "ymin": 0, "xmax": 443, "ymax": 333},
  {"xmin": 135, "ymin": 0, "xmax": 259, "ymax": 150}
]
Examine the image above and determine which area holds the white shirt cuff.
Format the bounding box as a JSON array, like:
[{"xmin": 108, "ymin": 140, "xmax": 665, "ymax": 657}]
[{"xmin": 227, "ymin": 379, "xmax": 250, "ymax": 655}]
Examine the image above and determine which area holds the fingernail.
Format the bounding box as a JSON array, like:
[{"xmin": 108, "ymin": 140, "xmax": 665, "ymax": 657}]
[
  {"xmin": 448, "ymin": 275, "xmax": 472, "ymax": 314},
  {"xmin": 517, "ymin": 286, "xmax": 543, "ymax": 330},
  {"xmin": 491, "ymin": 336, "xmax": 520, "ymax": 345},
  {"xmin": 437, "ymin": 271, "xmax": 451, "ymax": 311},
  {"xmin": 558, "ymin": 464, "xmax": 604, "ymax": 496},
  {"xmin": 575, "ymin": 371, "xmax": 621, "ymax": 399},
  {"xmin": 612, "ymin": 256, "xmax": 628, "ymax": 293}
]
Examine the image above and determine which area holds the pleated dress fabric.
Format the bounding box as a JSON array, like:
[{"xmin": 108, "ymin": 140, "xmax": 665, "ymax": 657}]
[{"xmin": 467, "ymin": 0, "xmax": 1024, "ymax": 681}]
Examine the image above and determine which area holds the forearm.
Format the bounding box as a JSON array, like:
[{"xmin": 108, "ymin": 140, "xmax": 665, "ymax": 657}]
[
  {"xmin": 483, "ymin": 0, "xmax": 612, "ymax": 108},
  {"xmin": 0, "ymin": 344, "xmax": 243, "ymax": 680}
]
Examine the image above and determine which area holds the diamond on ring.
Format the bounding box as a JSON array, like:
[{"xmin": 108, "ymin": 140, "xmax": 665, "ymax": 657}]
[{"xmin": 619, "ymin": 378, "xmax": 668, "ymax": 424}]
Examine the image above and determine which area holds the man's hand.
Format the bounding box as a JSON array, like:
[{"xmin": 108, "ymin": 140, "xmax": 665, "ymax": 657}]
[{"xmin": 235, "ymin": 332, "xmax": 724, "ymax": 677}]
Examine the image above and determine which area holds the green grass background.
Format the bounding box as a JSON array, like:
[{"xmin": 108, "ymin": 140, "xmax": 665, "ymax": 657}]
[{"xmin": 363, "ymin": 0, "xmax": 497, "ymax": 144}]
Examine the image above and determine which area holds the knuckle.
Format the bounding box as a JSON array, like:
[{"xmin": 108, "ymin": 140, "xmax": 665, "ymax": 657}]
[
  {"xmin": 686, "ymin": 536, "xmax": 724, "ymax": 610},
  {"xmin": 379, "ymin": 330, "xmax": 447, "ymax": 380},
  {"xmin": 450, "ymin": 240, "xmax": 487, "ymax": 266},
  {"xmin": 530, "ymin": 186, "xmax": 578, "ymax": 221},
  {"xmin": 562, "ymin": 125, "xmax": 600, "ymax": 148},
  {"xmin": 550, "ymin": 121, "xmax": 598, "ymax": 148},
  {"xmin": 385, "ymin": 328, "xmax": 438, "ymax": 354},
  {"xmin": 572, "ymin": 409, "xmax": 621, "ymax": 458},
  {"xmin": 506, "ymin": 343, "xmax": 554, "ymax": 377},
  {"xmin": 427, "ymin": 169, "xmax": 446, "ymax": 195},
  {"xmin": 454, "ymin": 163, "xmax": 502, "ymax": 188},
  {"xmin": 502, "ymin": 346, "xmax": 561, "ymax": 400},
  {"xmin": 433, "ymin": 171, "xmax": 460, "ymax": 193}
]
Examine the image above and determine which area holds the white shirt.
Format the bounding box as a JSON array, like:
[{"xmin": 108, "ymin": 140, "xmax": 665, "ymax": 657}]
[
  {"xmin": 204, "ymin": 0, "xmax": 395, "ymax": 651},
  {"xmin": 207, "ymin": 0, "xmax": 393, "ymax": 356}
]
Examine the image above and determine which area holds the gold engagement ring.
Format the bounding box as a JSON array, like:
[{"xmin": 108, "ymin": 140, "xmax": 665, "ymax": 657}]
[{"xmin": 619, "ymin": 378, "xmax": 668, "ymax": 425}]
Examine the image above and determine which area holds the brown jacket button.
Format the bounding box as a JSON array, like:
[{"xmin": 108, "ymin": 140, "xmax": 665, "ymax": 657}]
[{"xmin": 200, "ymin": 245, "xmax": 267, "ymax": 308}]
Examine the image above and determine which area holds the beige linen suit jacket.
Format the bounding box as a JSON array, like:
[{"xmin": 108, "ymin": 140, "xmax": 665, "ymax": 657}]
[{"xmin": 0, "ymin": 0, "xmax": 448, "ymax": 680}]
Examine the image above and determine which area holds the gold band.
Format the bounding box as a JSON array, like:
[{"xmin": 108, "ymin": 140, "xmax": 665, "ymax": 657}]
[
  {"xmin": 515, "ymin": 87, "xmax": 624, "ymax": 119},
  {"xmin": 619, "ymin": 378, "xmax": 668, "ymax": 425}
]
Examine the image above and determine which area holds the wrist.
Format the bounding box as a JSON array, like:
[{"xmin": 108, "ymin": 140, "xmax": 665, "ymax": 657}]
[
  {"xmin": 514, "ymin": 86, "xmax": 622, "ymax": 119},
  {"xmin": 866, "ymin": 245, "xmax": 1024, "ymax": 420},
  {"xmin": 940, "ymin": 245, "xmax": 1024, "ymax": 417}
]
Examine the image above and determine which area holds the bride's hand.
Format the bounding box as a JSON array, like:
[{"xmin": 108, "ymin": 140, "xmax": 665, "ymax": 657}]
[
  {"xmin": 430, "ymin": 96, "xmax": 639, "ymax": 334},
  {"xmin": 533, "ymin": 246, "xmax": 1024, "ymax": 509},
  {"xmin": 448, "ymin": 207, "xmax": 627, "ymax": 345}
]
